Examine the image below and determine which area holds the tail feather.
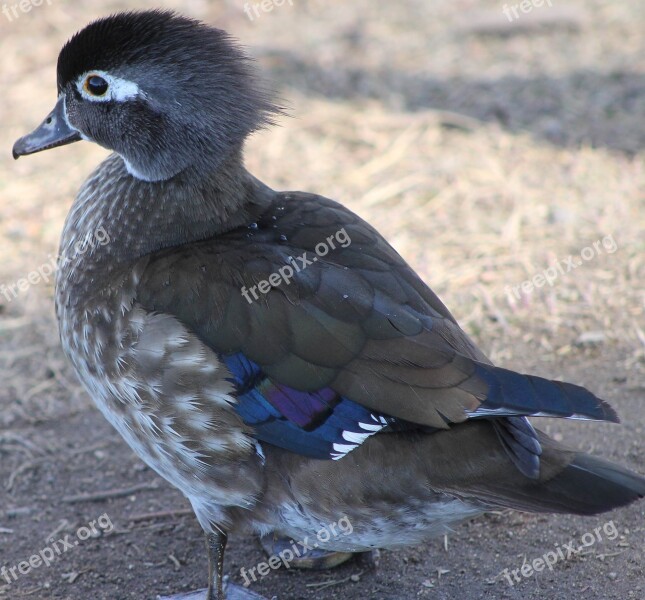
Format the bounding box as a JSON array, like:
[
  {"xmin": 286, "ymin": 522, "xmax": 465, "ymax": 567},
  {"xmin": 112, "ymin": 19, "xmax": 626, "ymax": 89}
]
[
  {"xmin": 424, "ymin": 421, "xmax": 645, "ymax": 516},
  {"xmin": 470, "ymin": 364, "xmax": 618, "ymax": 423},
  {"xmin": 531, "ymin": 452, "xmax": 645, "ymax": 515}
]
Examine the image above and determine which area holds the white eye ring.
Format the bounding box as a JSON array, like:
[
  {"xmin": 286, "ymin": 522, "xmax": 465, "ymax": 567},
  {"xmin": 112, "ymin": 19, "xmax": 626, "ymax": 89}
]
[{"xmin": 76, "ymin": 70, "xmax": 140, "ymax": 103}]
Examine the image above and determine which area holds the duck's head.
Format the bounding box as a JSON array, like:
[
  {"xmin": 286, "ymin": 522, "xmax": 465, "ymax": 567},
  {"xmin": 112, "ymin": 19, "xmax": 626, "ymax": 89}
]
[{"xmin": 13, "ymin": 10, "xmax": 280, "ymax": 181}]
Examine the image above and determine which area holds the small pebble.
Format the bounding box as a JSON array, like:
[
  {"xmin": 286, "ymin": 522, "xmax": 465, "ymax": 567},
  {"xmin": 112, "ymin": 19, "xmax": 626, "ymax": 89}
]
[{"xmin": 575, "ymin": 331, "xmax": 605, "ymax": 347}]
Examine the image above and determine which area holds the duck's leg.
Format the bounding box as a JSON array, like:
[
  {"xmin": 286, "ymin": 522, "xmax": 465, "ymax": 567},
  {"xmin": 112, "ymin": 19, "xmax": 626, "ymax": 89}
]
[
  {"xmin": 159, "ymin": 529, "xmax": 271, "ymax": 600},
  {"xmin": 206, "ymin": 530, "xmax": 227, "ymax": 600}
]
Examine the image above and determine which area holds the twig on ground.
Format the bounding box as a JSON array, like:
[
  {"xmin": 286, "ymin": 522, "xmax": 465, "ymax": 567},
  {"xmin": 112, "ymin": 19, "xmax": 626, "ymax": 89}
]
[
  {"xmin": 128, "ymin": 508, "xmax": 193, "ymax": 522},
  {"xmin": 62, "ymin": 482, "xmax": 160, "ymax": 504}
]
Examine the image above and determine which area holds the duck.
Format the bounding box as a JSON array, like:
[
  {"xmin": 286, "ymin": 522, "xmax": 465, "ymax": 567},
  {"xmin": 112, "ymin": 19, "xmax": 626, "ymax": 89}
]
[{"xmin": 12, "ymin": 10, "xmax": 645, "ymax": 600}]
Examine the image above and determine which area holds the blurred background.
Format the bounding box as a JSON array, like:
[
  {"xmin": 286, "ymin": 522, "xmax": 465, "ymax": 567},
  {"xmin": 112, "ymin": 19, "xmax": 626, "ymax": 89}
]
[{"xmin": 0, "ymin": 1, "xmax": 643, "ymax": 599}]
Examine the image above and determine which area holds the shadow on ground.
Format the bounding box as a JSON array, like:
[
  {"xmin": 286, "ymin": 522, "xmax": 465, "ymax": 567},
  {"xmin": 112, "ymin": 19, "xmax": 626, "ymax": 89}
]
[{"xmin": 265, "ymin": 52, "xmax": 644, "ymax": 154}]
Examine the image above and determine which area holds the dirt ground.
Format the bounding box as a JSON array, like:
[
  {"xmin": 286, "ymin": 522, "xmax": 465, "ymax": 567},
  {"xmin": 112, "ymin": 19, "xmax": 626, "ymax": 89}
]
[{"xmin": 0, "ymin": 1, "xmax": 644, "ymax": 599}]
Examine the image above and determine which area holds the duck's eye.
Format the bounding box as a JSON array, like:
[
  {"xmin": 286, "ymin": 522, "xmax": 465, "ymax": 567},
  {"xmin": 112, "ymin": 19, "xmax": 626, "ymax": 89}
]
[{"xmin": 84, "ymin": 75, "xmax": 109, "ymax": 97}]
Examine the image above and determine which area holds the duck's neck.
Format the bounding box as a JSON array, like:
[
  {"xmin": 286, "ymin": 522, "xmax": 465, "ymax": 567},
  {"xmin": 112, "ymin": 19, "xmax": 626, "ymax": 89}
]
[
  {"xmin": 56, "ymin": 147, "xmax": 274, "ymax": 311},
  {"xmin": 59, "ymin": 147, "xmax": 274, "ymax": 268}
]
